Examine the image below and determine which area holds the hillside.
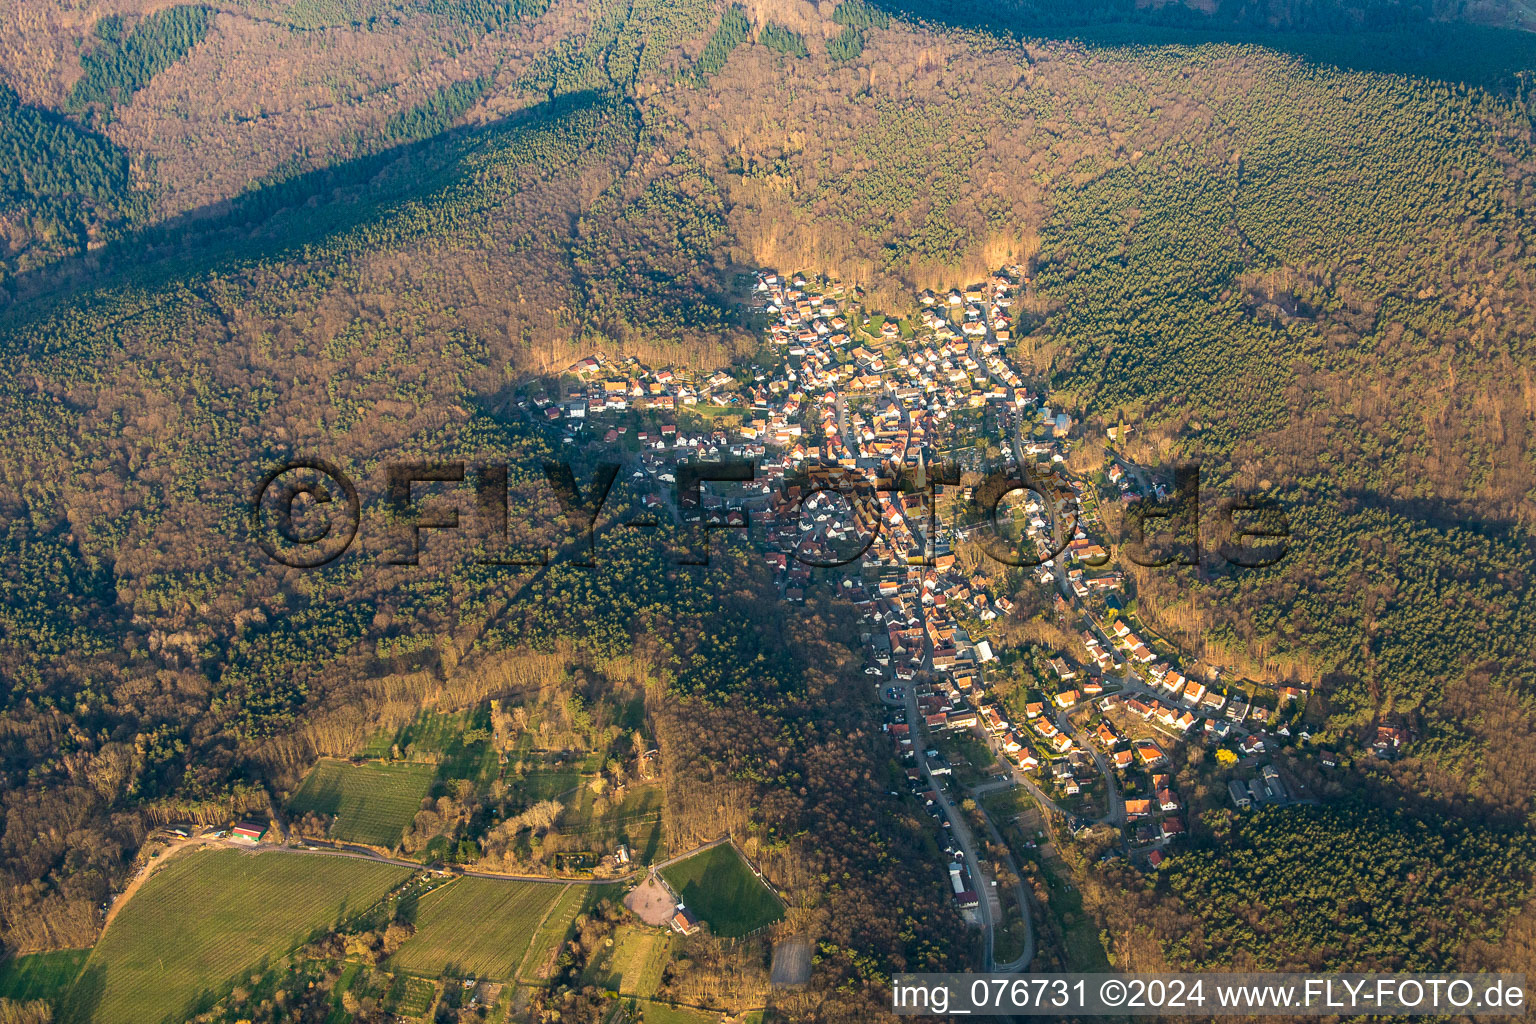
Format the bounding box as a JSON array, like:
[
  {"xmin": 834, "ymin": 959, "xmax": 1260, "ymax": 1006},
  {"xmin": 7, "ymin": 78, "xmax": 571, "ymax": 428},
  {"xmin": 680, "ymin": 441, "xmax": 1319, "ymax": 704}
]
[{"xmin": 1, "ymin": 0, "xmax": 1536, "ymax": 1019}]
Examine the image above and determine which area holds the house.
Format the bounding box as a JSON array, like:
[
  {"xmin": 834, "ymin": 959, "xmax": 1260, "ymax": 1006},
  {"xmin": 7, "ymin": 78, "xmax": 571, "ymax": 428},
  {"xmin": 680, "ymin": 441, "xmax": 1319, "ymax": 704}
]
[
  {"xmin": 1157, "ymin": 788, "xmax": 1180, "ymax": 812},
  {"xmin": 1112, "ymin": 749, "xmax": 1134, "ymax": 771},
  {"xmin": 1374, "ymin": 724, "xmax": 1409, "ymax": 754},
  {"xmin": 1228, "ymin": 779, "xmax": 1252, "ymax": 810},
  {"xmin": 946, "ymin": 709, "xmax": 979, "ymax": 729},
  {"xmin": 1160, "ymin": 817, "xmax": 1185, "ymax": 840},
  {"xmin": 1136, "ymin": 742, "xmax": 1166, "ymax": 766},
  {"xmin": 1146, "ymin": 848, "xmax": 1165, "ymax": 868},
  {"xmin": 1054, "ymin": 689, "xmax": 1079, "ymax": 708},
  {"xmin": 671, "ymin": 905, "xmax": 701, "ymax": 935},
  {"xmin": 1125, "ymin": 798, "xmax": 1153, "ymax": 819}
]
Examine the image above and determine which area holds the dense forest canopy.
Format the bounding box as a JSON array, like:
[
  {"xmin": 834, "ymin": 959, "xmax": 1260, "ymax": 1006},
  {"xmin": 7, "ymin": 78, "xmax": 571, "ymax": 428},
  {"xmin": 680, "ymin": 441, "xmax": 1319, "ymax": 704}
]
[{"xmin": 0, "ymin": 0, "xmax": 1535, "ymax": 1016}]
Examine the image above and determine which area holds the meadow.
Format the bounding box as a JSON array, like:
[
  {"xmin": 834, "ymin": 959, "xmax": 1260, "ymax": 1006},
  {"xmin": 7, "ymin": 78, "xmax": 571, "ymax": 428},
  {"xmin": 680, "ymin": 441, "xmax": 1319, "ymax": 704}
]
[
  {"xmin": 397, "ymin": 708, "xmax": 500, "ymax": 786},
  {"xmin": 388, "ymin": 877, "xmax": 594, "ymax": 981},
  {"xmin": 659, "ymin": 845, "xmax": 783, "ymax": 939},
  {"xmin": 636, "ymin": 1000, "xmax": 722, "ymax": 1024},
  {"xmin": 287, "ymin": 759, "xmax": 437, "ymax": 848},
  {"xmin": 0, "ymin": 948, "xmax": 88, "ymax": 1007},
  {"xmin": 58, "ymin": 849, "xmax": 409, "ymax": 1024},
  {"xmin": 509, "ymin": 767, "xmax": 581, "ymax": 802}
]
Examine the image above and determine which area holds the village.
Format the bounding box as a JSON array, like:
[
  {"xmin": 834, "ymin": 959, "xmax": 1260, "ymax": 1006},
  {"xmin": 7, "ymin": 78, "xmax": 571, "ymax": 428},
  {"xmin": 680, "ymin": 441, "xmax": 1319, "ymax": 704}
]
[{"xmin": 534, "ymin": 266, "xmax": 1332, "ymax": 969}]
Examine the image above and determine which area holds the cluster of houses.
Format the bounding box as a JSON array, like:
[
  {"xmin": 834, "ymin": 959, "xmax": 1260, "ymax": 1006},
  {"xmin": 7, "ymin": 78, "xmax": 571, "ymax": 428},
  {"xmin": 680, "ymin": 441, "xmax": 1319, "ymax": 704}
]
[
  {"xmin": 543, "ymin": 266, "xmax": 1336, "ymax": 893},
  {"xmin": 546, "ymin": 267, "xmax": 1083, "ymax": 582},
  {"xmin": 1125, "ymin": 771, "xmax": 1186, "ymax": 852},
  {"xmin": 1227, "ymin": 764, "xmax": 1293, "ymax": 810},
  {"xmin": 883, "ymin": 706, "xmax": 984, "ymax": 919}
]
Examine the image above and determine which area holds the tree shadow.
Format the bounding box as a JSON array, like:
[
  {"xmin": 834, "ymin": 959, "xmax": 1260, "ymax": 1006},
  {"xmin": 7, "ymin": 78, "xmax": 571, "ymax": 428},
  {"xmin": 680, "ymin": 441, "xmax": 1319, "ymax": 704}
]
[
  {"xmin": 57, "ymin": 961, "xmax": 105, "ymax": 1024},
  {"xmin": 873, "ymin": 0, "xmax": 1536, "ymax": 88},
  {"xmin": 395, "ymin": 888, "xmax": 423, "ymax": 926},
  {"xmin": 0, "ymin": 88, "xmax": 623, "ymax": 335}
]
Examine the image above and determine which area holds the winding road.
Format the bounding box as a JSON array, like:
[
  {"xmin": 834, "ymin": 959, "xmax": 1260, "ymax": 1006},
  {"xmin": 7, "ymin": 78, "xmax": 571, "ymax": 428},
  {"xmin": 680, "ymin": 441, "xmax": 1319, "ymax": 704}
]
[{"xmin": 904, "ymin": 687, "xmax": 1034, "ymax": 972}]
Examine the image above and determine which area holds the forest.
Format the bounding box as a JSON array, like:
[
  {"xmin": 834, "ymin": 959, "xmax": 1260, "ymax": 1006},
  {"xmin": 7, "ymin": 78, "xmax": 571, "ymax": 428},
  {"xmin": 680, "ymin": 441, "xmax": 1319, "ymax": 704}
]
[
  {"xmin": 1162, "ymin": 802, "xmax": 1536, "ymax": 970},
  {"xmin": 68, "ymin": 7, "xmax": 213, "ymax": 115},
  {"xmin": 1, "ymin": 0, "xmax": 1536, "ymax": 1015},
  {"xmin": 0, "ymin": 86, "xmax": 144, "ymax": 283}
]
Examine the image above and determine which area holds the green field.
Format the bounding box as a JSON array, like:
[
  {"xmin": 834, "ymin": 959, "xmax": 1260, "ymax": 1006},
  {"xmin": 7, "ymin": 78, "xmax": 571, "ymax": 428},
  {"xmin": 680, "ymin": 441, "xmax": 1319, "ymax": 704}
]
[
  {"xmin": 60, "ymin": 848, "xmax": 410, "ymax": 1024},
  {"xmin": 388, "ymin": 877, "xmax": 569, "ymax": 980},
  {"xmin": 358, "ymin": 730, "xmax": 397, "ymax": 759},
  {"xmin": 637, "ymin": 999, "xmax": 721, "ymax": 1024},
  {"xmin": 360, "ymin": 708, "xmax": 501, "ymax": 783},
  {"xmin": 386, "ymin": 974, "xmax": 437, "ymax": 1016},
  {"xmin": 0, "ymin": 948, "xmax": 88, "ymax": 1005},
  {"xmin": 1033, "ymin": 853, "xmax": 1113, "ymax": 972},
  {"xmin": 402, "ymin": 709, "xmax": 499, "ymax": 785},
  {"xmin": 510, "ymin": 767, "xmax": 581, "ymax": 802},
  {"xmin": 288, "ymin": 759, "xmax": 437, "ymax": 847},
  {"xmin": 659, "ymin": 844, "xmax": 783, "ymax": 939}
]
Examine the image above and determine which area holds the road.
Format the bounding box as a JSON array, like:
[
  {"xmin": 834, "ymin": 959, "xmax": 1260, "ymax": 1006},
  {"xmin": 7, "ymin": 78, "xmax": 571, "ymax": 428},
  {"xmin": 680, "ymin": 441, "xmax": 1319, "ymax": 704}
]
[
  {"xmin": 905, "ymin": 688, "xmax": 1034, "ymax": 972},
  {"xmin": 1056, "ymin": 707, "xmax": 1126, "ymax": 828},
  {"xmin": 968, "ymin": 796, "xmax": 1036, "ymax": 971},
  {"xmin": 1010, "ymin": 414, "xmax": 1066, "ymax": 557}
]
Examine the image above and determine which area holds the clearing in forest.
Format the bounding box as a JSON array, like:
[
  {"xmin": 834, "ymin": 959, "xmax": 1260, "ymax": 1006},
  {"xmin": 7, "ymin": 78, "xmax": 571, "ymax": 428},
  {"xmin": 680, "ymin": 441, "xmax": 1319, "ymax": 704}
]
[
  {"xmin": 287, "ymin": 758, "xmax": 436, "ymax": 848},
  {"xmin": 658, "ymin": 844, "xmax": 783, "ymax": 938}
]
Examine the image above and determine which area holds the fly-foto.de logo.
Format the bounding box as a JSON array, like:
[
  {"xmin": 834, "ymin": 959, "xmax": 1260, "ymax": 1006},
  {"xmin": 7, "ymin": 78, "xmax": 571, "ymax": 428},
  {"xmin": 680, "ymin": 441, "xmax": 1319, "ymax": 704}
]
[{"xmin": 250, "ymin": 457, "xmax": 1288, "ymax": 571}]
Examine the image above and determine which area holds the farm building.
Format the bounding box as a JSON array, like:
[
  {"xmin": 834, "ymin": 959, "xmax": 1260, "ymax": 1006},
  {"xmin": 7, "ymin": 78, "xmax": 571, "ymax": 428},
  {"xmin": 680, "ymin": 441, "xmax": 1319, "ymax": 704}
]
[{"xmin": 231, "ymin": 821, "xmax": 267, "ymax": 844}]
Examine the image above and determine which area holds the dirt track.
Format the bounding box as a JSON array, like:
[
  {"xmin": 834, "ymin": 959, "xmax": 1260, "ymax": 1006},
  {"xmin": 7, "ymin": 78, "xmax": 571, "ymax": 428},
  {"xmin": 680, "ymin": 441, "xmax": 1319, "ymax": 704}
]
[{"xmin": 100, "ymin": 836, "xmax": 222, "ymax": 934}]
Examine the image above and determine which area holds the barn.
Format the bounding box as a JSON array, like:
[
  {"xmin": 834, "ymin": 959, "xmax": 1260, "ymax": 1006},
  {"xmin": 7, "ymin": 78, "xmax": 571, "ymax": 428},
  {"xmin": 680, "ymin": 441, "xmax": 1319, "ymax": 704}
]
[{"xmin": 231, "ymin": 821, "xmax": 267, "ymax": 844}]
